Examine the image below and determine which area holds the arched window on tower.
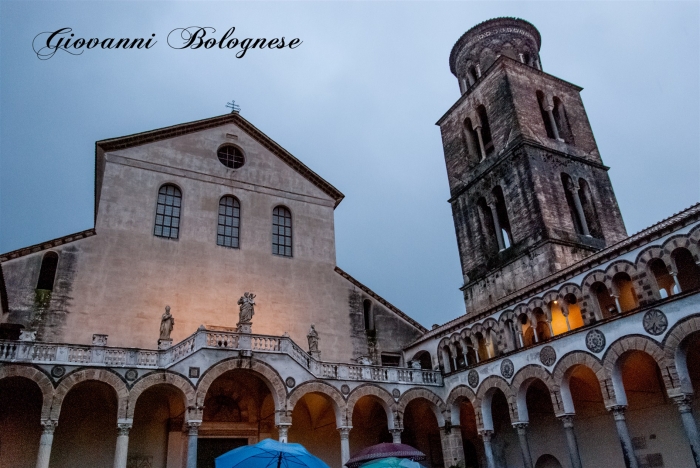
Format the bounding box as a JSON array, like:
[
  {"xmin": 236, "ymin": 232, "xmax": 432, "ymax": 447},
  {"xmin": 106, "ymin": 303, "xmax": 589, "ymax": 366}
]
[
  {"xmin": 577, "ymin": 179, "xmax": 602, "ymax": 238},
  {"xmin": 217, "ymin": 196, "xmax": 241, "ymax": 248},
  {"xmin": 491, "ymin": 187, "xmax": 513, "ymax": 250},
  {"xmin": 476, "ymin": 105, "xmax": 494, "ymax": 155},
  {"xmin": 272, "ymin": 206, "xmax": 292, "ymax": 257},
  {"xmin": 477, "ymin": 197, "xmax": 498, "ymax": 253},
  {"xmin": 363, "ymin": 299, "xmax": 375, "ymax": 332},
  {"xmin": 561, "ymin": 173, "xmax": 592, "ymax": 237},
  {"xmin": 36, "ymin": 252, "xmax": 58, "ymax": 291},
  {"xmin": 553, "ymin": 97, "xmax": 574, "ymax": 144},
  {"xmin": 154, "ymin": 184, "xmax": 182, "ymax": 240},
  {"xmin": 463, "ymin": 118, "xmax": 481, "ymax": 164},
  {"xmin": 468, "ymin": 65, "xmax": 478, "ymax": 86},
  {"xmin": 537, "ymin": 91, "xmax": 555, "ymax": 139}
]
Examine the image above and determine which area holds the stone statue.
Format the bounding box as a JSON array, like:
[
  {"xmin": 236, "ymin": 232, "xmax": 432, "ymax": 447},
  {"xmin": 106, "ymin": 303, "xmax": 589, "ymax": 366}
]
[
  {"xmin": 237, "ymin": 292, "xmax": 256, "ymax": 325},
  {"xmin": 160, "ymin": 306, "xmax": 174, "ymax": 340},
  {"xmin": 307, "ymin": 324, "xmax": 319, "ymax": 353}
]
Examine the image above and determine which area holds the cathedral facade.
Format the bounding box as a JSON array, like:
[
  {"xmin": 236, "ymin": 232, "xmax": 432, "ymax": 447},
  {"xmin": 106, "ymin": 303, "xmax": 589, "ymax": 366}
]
[{"xmin": 1, "ymin": 17, "xmax": 699, "ymax": 468}]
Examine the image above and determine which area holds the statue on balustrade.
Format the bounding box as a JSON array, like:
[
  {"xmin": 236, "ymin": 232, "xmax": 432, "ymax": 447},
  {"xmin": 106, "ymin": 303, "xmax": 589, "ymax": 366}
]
[
  {"xmin": 307, "ymin": 324, "xmax": 320, "ymax": 359},
  {"xmin": 160, "ymin": 305, "xmax": 174, "ymax": 340},
  {"xmin": 237, "ymin": 292, "xmax": 256, "ymax": 334}
]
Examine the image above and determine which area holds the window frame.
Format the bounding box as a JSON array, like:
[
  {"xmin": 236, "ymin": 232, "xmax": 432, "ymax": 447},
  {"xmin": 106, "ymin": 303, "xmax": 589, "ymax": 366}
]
[
  {"xmin": 216, "ymin": 195, "xmax": 241, "ymax": 249},
  {"xmin": 272, "ymin": 205, "xmax": 293, "ymax": 258},
  {"xmin": 153, "ymin": 184, "xmax": 183, "ymax": 240}
]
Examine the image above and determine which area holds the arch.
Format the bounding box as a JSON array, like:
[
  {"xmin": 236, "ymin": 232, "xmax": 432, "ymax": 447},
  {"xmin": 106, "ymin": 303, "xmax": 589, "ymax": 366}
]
[
  {"xmin": 535, "ymin": 454, "xmax": 563, "ymax": 468},
  {"xmin": 154, "ymin": 183, "xmax": 182, "ymax": 240},
  {"xmin": 363, "ymin": 299, "xmax": 375, "ymax": 331},
  {"xmin": 287, "ymin": 381, "xmax": 347, "ymax": 427},
  {"xmin": 602, "ymin": 335, "xmax": 672, "ymax": 406},
  {"xmin": 662, "ymin": 234, "xmax": 699, "ymax": 267},
  {"xmin": 396, "ymin": 388, "xmax": 446, "ymax": 427},
  {"xmin": 272, "ymin": 205, "xmax": 293, "ymax": 257},
  {"xmin": 0, "ymin": 365, "xmax": 54, "ymax": 420},
  {"xmin": 603, "ymin": 260, "xmax": 638, "ymax": 288},
  {"xmin": 552, "ymin": 351, "xmax": 609, "ymax": 411},
  {"xmin": 127, "ymin": 371, "xmax": 195, "ymax": 419},
  {"xmin": 51, "ymin": 368, "xmax": 129, "ymax": 420},
  {"xmin": 346, "ymin": 384, "xmax": 396, "ymax": 429},
  {"xmin": 511, "ymin": 365, "xmax": 559, "ymax": 420},
  {"xmin": 663, "ymin": 314, "xmax": 700, "ymax": 394},
  {"xmin": 446, "ymin": 384, "xmax": 478, "ymax": 426},
  {"xmin": 196, "ymin": 357, "xmax": 287, "ymax": 414},
  {"xmin": 558, "ymin": 283, "xmax": 583, "ymax": 302},
  {"xmin": 476, "ymin": 375, "xmax": 517, "ymax": 429}
]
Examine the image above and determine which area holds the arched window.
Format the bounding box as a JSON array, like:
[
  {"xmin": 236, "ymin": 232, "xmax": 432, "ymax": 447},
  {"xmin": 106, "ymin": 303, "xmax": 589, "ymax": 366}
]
[
  {"xmin": 217, "ymin": 196, "xmax": 241, "ymax": 248},
  {"xmin": 363, "ymin": 299, "xmax": 374, "ymax": 332},
  {"xmin": 154, "ymin": 184, "xmax": 182, "ymax": 239},
  {"xmin": 612, "ymin": 272, "xmax": 638, "ymax": 312},
  {"xmin": 537, "ymin": 91, "xmax": 555, "ymax": 139},
  {"xmin": 648, "ymin": 258, "xmax": 675, "ymax": 298},
  {"xmin": 533, "ymin": 308, "xmax": 551, "ymax": 341},
  {"xmin": 672, "ymin": 248, "xmax": 700, "ymax": 292},
  {"xmin": 553, "ymin": 97, "xmax": 574, "ymax": 144},
  {"xmin": 36, "ymin": 252, "xmax": 58, "ymax": 291},
  {"xmin": 591, "ymin": 281, "xmax": 617, "ymax": 318},
  {"xmin": 491, "ymin": 186, "xmax": 513, "ymax": 251},
  {"xmin": 463, "ymin": 118, "xmax": 480, "ymax": 163},
  {"xmin": 272, "ymin": 206, "xmax": 292, "ymax": 257},
  {"xmin": 578, "ymin": 179, "xmax": 602, "ymax": 238}
]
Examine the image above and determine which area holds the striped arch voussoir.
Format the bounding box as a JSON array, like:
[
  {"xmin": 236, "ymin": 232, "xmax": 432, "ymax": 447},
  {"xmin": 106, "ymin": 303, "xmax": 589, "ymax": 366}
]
[
  {"xmin": 0, "ymin": 365, "xmax": 54, "ymax": 420},
  {"xmin": 603, "ymin": 335, "xmax": 674, "ymax": 393},
  {"xmin": 51, "ymin": 368, "xmax": 129, "ymax": 420},
  {"xmin": 127, "ymin": 371, "xmax": 195, "ymax": 419},
  {"xmin": 663, "ymin": 314, "xmax": 700, "ymax": 362},
  {"xmin": 287, "ymin": 380, "xmax": 347, "ymax": 425}
]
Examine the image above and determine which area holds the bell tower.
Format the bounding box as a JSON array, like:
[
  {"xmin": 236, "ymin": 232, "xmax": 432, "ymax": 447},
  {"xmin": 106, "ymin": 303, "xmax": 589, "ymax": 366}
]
[{"xmin": 438, "ymin": 18, "xmax": 627, "ymax": 317}]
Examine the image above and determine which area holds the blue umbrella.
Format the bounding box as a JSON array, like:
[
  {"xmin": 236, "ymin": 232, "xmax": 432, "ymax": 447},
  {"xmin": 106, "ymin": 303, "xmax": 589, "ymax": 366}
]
[{"xmin": 215, "ymin": 439, "xmax": 330, "ymax": 468}]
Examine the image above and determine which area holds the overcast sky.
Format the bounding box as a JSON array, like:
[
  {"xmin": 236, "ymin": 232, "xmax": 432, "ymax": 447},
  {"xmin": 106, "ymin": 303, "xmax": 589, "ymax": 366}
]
[{"xmin": 1, "ymin": 1, "xmax": 698, "ymax": 327}]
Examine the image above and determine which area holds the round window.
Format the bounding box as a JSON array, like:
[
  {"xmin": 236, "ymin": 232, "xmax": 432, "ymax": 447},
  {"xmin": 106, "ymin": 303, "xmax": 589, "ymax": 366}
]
[{"xmin": 217, "ymin": 145, "xmax": 245, "ymax": 169}]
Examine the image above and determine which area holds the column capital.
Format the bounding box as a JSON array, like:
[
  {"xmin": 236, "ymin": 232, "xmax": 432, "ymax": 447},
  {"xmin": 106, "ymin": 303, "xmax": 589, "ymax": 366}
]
[
  {"xmin": 478, "ymin": 429, "xmax": 494, "ymax": 441},
  {"xmin": 565, "ymin": 178, "xmax": 580, "ymax": 193},
  {"xmin": 337, "ymin": 426, "xmax": 352, "ymax": 439},
  {"xmin": 557, "ymin": 414, "xmax": 575, "ymax": 428},
  {"xmin": 186, "ymin": 421, "xmax": 202, "ymax": 436},
  {"xmin": 608, "ymin": 405, "xmax": 627, "ymax": 420},
  {"xmin": 672, "ymin": 394, "xmax": 694, "ymax": 413},
  {"xmin": 117, "ymin": 422, "xmax": 132, "ymax": 436},
  {"xmin": 41, "ymin": 419, "xmax": 58, "ymax": 434},
  {"xmin": 512, "ymin": 422, "xmax": 529, "ymax": 433}
]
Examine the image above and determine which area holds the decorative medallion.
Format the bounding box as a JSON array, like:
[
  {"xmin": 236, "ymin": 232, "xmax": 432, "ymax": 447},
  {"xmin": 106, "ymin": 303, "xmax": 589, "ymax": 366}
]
[
  {"xmin": 585, "ymin": 329, "xmax": 606, "ymax": 353},
  {"xmin": 51, "ymin": 366, "xmax": 65, "ymax": 378},
  {"xmin": 392, "ymin": 388, "xmax": 401, "ymax": 399},
  {"xmin": 285, "ymin": 377, "xmax": 296, "ymax": 388},
  {"xmin": 124, "ymin": 369, "xmax": 138, "ymax": 382},
  {"xmin": 539, "ymin": 346, "xmax": 557, "ymax": 367},
  {"xmin": 468, "ymin": 370, "xmax": 480, "ymax": 388},
  {"xmin": 341, "ymin": 384, "xmax": 350, "ymax": 395},
  {"xmin": 643, "ymin": 309, "xmax": 668, "ymax": 336},
  {"xmin": 188, "ymin": 367, "xmax": 200, "ymax": 379},
  {"xmin": 500, "ymin": 359, "xmax": 514, "ymax": 379}
]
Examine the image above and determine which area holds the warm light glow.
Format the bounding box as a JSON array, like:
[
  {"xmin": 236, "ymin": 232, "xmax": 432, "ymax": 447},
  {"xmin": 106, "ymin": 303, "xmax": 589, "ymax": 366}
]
[{"xmin": 553, "ymin": 300, "xmax": 558, "ymax": 304}]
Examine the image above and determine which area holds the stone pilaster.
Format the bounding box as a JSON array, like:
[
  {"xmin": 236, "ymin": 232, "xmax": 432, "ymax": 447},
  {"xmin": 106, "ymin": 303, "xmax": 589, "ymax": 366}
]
[
  {"xmin": 673, "ymin": 395, "xmax": 700, "ymax": 467},
  {"xmin": 609, "ymin": 405, "xmax": 639, "ymax": 468},
  {"xmin": 513, "ymin": 422, "xmax": 533, "ymax": 468},
  {"xmin": 558, "ymin": 415, "xmax": 583, "ymax": 468},
  {"xmin": 35, "ymin": 420, "xmax": 57, "ymax": 468},
  {"xmin": 440, "ymin": 425, "xmax": 464, "ymax": 468}
]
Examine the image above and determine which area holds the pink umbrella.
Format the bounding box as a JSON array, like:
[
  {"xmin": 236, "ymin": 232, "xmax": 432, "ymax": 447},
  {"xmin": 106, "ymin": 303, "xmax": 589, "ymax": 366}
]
[{"xmin": 345, "ymin": 443, "xmax": 426, "ymax": 468}]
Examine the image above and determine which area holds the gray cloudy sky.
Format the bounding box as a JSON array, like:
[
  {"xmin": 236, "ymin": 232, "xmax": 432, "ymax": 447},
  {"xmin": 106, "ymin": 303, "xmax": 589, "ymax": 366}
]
[{"xmin": 1, "ymin": 1, "xmax": 698, "ymax": 327}]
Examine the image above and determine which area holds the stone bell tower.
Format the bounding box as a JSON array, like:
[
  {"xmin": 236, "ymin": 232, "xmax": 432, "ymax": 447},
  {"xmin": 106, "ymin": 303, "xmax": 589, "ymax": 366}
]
[{"xmin": 437, "ymin": 18, "xmax": 627, "ymax": 317}]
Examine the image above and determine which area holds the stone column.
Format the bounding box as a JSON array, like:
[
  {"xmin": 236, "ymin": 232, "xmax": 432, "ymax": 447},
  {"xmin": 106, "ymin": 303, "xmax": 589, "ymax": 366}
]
[
  {"xmin": 673, "ymin": 395, "xmax": 700, "ymax": 467},
  {"xmin": 612, "ymin": 294, "xmax": 622, "ymax": 314},
  {"xmin": 475, "ymin": 125, "xmax": 487, "ymax": 162},
  {"xmin": 440, "ymin": 425, "xmax": 465, "ymax": 468},
  {"xmin": 610, "ymin": 406, "xmax": 639, "ymax": 468},
  {"xmin": 390, "ymin": 429, "xmax": 402, "ymax": 444},
  {"xmin": 565, "ymin": 180, "xmax": 590, "ymax": 236},
  {"xmin": 470, "ymin": 336, "xmax": 481, "ymax": 364},
  {"xmin": 277, "ymin": 423, "xmax": 291, "ymax": 443},
  {"xmin": 513, "ymin": 422, "xmax": 533, "ymax": 468},
  {"xmin": 35, "ymin": 420, "xmax": 57, "ymax": 468},
  {"xmin": 186, "ymin": 421, "xmax": 201, "ymax": 468},
  {"xmin": 113, "ymin": 421, "xmax": 132, "ymax": 468},
  {"xmin": 487, "ymin": 198, "xmax": 505, "ymax": 251},
  {"xmin": 558, "ymin": 415, "xmax": 583, "ymax": 468},
  {"xmin": 671, "ymin": 271, "xmax": 683, "ymax": 294},
  {"xmin": 544, "ymin": 106, "xmax": 562, "ymax": 141},
  {"xmin": 459, "ymin": 78, "xmax": 467, "ymax": 94},
  {"xmin": 479, "ymin": 430, "xmax": 495, "ymax": 468},
  {"xmin": 485, "ymin": 337, "xmax": 493, "ymax": 359},
  {"xmin": 338, "ymin": 426, "xmax": 352, "ymax": 467},
  {"xmin": 517, "ymin": 329, "xmax": 524, "ymax": 348},
  {"xmin": 476, "ymin": 64, "xmax": 482, "ymax": 78}
]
